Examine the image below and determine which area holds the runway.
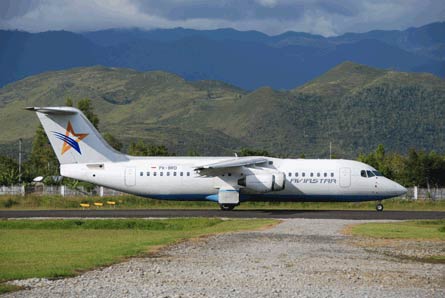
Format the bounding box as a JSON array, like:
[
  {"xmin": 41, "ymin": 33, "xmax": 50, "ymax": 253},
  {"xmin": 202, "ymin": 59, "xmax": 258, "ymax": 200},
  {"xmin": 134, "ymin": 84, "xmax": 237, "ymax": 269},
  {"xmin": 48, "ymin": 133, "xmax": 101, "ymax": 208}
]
[{"xmin": 1, "ymin": 209, "xmax": 444, "ymax": 220}]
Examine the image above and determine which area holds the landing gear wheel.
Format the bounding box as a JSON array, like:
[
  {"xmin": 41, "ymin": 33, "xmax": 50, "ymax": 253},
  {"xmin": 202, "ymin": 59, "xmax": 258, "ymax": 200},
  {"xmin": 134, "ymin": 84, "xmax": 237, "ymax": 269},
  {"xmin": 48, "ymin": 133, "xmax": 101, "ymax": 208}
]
[
  {"xmin": 376, "ymin": 203, "xmax": 384, "ymax": 212},
  {"xmin": 219, "ymin": 204, "xmax": 236, "ymax": 211}
]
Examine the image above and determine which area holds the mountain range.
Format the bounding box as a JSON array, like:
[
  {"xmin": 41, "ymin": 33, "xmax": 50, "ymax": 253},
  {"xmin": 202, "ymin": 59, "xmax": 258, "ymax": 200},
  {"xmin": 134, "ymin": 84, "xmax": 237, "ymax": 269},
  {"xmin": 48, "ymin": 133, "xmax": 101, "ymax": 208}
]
[
  {"xmin": 0, "ymin": 62, "xmax": 444, "ymax": 158},
  {"xmin": 1, "ymin": 22, "xmax": 444, "ymax": 90}
]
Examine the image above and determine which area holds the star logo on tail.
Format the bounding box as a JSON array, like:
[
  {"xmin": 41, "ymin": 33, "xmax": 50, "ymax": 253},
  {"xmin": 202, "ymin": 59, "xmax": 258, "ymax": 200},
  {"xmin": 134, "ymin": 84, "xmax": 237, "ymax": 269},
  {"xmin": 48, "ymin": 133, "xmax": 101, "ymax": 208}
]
[{"xmin": 52, "ymin": 121, "xmax": 88, "ymax": 155}]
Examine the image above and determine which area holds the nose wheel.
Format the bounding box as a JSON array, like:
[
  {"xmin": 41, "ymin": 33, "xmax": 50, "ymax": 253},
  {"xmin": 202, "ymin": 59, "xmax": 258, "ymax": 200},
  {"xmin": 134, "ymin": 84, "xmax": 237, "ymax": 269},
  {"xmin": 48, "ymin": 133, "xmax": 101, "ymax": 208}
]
[
  {"xmin": 376, "ymin": 203, "xmax": 384, "ymax": 212},
  {"xmin": 219, "ymin": 204, "xmax": 236, "ymax": 211}
]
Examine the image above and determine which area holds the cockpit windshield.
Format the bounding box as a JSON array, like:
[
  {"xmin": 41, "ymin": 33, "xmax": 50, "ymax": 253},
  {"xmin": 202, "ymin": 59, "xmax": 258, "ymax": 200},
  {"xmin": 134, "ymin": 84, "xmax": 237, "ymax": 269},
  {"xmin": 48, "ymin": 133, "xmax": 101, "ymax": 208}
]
[{"xmin": 361, "ymin": 169, "xmax": 384, "ymax": 178}]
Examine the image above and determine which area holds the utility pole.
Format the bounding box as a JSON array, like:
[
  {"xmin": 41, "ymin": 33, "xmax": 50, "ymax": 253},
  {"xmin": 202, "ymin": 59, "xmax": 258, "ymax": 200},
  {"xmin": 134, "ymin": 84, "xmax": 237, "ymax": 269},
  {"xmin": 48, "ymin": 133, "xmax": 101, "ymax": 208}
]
[
  {"xmin": 18, "ymin": 138, "xmax": 22, "ymax": 183},
  {"xmin": 329, "ymin": 142, "xmax": 332, "ymax": 159}
]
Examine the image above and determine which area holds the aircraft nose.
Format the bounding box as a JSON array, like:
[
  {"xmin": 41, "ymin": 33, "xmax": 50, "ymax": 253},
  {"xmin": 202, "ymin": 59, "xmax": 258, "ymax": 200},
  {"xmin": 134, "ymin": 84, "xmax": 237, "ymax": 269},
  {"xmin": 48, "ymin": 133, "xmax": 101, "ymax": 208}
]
[{"xmin": 394, "ymin": 182, "xmax": 407, "ymax": 196}]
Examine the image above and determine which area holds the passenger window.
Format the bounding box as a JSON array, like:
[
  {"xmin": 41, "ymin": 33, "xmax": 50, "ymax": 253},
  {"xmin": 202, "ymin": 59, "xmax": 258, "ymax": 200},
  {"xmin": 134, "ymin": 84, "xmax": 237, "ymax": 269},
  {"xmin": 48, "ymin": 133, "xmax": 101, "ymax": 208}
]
[
  {"xmin": 295, "ymin": 172, "xmax": 298, "ymax": 177},
  {"xmin": 361, "ymin": 170, "xmax": 367, "ymax": 177},
  {"xmin": 180, "ymin": 172, "xmax": 183, "ymax": 176},
  {"xmin": 310, "ymin": 173, "xmax": 313, "ymax": 177},
  {"xmin": 317, "ymin": 173, "xmax": 320, "ymax": 177},
  {"xmin": 154, "ymin": 172, "xmax": 157, "ymax": 176},
  {"xmin": 187, "ymin": 172, "xmax": 190, "ymax": 176},
  {"xmin": 173, "ymin": 172, "xmax": 177, "ymax": 176},
  {"xmin": 140, "ymin": 172, "xmax": 143, "ymax": 176},
  {"xmin": 331, "ymin": 172, "xmax": 334, "ymax": 177},
  {"xmin": 147, "ymin": 172, "xmax": 150, "ymax": 176},
  {"xmin": 160, "ymin": 172, "xmax": 163, "ymax": 176},
  {"xmin": 167, "ymin": 172, "xmax": 170, "ymax": 176},
  {"xmin": 324, "ymin": 173, "xmax": 327, "ymax": 177},
  {"xmin": 367, "ymin": 170, "xmax": 375, "ymax": 177},
  {"xmin": 288, "ymin": 173, "xmax": 292, "ymax": 177},
  {"xmin": 302, "ymin": 172, "xmax": 305, "ymax": 177}
]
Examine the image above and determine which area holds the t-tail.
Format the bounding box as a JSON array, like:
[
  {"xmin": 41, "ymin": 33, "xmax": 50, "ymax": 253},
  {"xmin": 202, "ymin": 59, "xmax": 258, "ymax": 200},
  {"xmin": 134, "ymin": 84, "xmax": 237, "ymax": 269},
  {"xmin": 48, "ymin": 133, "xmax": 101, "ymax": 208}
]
[{"xmin": 26, "ymin": 107, "xmax": 127, "ymax": 164}]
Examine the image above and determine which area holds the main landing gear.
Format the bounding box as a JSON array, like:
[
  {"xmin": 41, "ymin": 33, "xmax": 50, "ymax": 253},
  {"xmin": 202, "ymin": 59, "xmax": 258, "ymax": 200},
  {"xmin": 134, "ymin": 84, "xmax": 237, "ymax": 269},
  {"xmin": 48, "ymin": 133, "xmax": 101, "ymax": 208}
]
[
  {"xmin": 376, "ymin": 202, "xmax": 384, "ymax": 212},
  {"xmin": 219, "ymin": 204, "xmax": 237, "ymax": 211}
]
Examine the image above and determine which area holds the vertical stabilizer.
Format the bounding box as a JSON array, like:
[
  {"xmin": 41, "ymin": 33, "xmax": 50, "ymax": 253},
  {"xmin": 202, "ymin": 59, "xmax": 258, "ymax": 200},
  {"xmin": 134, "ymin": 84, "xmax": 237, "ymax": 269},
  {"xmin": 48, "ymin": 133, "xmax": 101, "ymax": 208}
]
[{"xmin": 27, "ymin": 107, "xmax": 127, "ymax": 164}]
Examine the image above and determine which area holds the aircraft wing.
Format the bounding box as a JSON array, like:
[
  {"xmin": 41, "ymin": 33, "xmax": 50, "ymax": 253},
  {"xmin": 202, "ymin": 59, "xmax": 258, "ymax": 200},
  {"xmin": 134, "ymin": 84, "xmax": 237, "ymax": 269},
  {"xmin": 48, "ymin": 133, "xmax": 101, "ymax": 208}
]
[{"xmin": 195, "ymin": 157, "xmax": 268, "ymax": 175}]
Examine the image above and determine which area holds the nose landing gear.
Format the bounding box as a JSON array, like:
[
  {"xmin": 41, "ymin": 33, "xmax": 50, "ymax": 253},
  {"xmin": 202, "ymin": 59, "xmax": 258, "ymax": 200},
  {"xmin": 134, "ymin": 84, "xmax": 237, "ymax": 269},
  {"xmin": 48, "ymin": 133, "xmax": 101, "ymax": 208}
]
[
  {"xmin": 219, "ymin": 204, "xmax": 237, "ymax": 211},
  {"xmin": 376, "ymin": 202, "xmax": 384, "ymax": 212}
]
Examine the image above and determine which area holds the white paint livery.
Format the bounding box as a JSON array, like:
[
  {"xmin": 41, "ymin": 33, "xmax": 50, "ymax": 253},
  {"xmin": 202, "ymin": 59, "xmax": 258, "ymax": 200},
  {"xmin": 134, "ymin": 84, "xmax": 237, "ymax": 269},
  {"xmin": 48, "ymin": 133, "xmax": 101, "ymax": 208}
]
[{"xmin": 28, "ymin": 107, "xmax": 407, "ymax": 211}]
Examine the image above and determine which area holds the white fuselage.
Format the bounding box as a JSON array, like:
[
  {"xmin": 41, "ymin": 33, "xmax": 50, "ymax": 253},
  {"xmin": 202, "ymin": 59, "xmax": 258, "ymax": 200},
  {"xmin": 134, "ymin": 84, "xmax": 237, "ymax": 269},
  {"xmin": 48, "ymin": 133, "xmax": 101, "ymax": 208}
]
[{"xmin": 61, "ymin": 157, "xmax": 406, "ymax": 202}]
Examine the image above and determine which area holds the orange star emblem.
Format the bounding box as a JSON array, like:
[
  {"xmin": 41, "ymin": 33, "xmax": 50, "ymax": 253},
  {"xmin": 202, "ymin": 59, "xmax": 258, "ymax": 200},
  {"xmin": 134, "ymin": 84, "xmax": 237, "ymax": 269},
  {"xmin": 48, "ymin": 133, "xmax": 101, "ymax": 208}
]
[{"xmin": 52, "ymin": 121, "xmax": 88, "ymax": 155}]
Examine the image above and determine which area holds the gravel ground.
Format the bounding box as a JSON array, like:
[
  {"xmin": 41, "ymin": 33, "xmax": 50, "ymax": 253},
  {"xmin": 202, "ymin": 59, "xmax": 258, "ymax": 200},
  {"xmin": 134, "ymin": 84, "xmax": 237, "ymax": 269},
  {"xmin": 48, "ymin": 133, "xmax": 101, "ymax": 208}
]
[{"xmin": 6, "ymin": 219, "xmax": 445, "ymax": 298}]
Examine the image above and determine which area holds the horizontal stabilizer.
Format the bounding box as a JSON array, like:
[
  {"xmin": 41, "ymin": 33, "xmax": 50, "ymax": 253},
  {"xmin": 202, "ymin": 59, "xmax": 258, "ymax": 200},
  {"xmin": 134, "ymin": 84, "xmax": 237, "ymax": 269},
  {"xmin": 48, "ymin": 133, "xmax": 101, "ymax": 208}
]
[{"xmin": 25, "ymin": 107, "xmax": 78, "ymax": 115}]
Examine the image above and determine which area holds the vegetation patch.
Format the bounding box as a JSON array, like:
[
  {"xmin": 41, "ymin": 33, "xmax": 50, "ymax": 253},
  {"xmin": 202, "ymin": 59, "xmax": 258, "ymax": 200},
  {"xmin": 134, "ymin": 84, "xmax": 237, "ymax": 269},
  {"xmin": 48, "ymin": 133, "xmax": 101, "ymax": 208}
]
[
  {"xmin": 0, "ymin": 284, "xmax": 22, "ymax": 294},
  {"xmin": 346, "ymin": 220, "xmax": 445, "ymax": 264},
  {"xmin": 349, "ymin": 220, "xmax": 445, "ymax": 240},
  {"xmin": 1, "ymin": 195, "xmax": 445, "ymax": 211},
  {"xmin": 0, "ymin": 218, "xmax": 276, "ymax": 293}
]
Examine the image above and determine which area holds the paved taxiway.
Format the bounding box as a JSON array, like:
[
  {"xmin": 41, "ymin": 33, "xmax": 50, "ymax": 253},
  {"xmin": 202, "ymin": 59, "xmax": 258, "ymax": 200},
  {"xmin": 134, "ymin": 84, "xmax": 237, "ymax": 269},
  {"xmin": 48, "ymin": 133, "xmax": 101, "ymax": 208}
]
[{"xmin": 1, "ymin": 209, "xmax": 444, "ymax": 219}]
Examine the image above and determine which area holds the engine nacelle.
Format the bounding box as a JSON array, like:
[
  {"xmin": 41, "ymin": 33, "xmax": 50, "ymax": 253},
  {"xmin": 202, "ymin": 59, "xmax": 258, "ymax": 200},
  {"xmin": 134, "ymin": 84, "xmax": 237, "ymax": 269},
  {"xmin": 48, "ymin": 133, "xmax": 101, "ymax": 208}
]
[{"xmin": 238, "ymin": 172, "xmax": 285, "ymax": 193}]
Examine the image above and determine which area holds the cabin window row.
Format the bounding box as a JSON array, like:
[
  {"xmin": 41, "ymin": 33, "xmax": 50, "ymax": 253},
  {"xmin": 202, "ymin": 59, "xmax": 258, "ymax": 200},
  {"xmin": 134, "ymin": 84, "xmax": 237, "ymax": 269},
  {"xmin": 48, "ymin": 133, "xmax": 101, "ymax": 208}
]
[
  {"xmin": 288, "ymin": 172, "xmax": 334, "ymax": 178},
  {"xmin": 140, "ymin": 171, "xmax": 191, "ymax": 177}
]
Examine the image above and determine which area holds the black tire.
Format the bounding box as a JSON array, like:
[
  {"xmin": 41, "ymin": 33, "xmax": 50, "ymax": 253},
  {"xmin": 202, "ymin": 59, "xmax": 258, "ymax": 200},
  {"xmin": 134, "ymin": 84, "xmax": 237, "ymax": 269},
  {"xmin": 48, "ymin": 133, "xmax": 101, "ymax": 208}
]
[
  {"xmin": 219, "ymin": 204, "xmax": 236, "ymax": 211},
  {"xmin": 376, "ymin": 203, "xmax": 384, "ymax": 212}
]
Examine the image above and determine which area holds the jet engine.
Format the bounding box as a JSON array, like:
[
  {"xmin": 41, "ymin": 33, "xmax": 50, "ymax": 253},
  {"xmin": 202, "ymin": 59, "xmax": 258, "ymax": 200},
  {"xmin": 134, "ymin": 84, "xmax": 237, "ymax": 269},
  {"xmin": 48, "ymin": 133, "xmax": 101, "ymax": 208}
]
[{"xmin": 238, "ymin": 172, "xmax": 285, "ymax": 193}]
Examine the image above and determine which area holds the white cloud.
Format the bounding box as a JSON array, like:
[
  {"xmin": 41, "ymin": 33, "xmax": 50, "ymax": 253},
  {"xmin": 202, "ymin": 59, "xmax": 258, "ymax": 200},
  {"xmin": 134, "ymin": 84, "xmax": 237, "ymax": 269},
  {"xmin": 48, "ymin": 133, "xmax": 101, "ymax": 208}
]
[
  {"xmin": 0, "ymin": 0, "xmax": 443, "ymax": 36},
  {"xmin": 255, "ymin": 0, "xmax": 278, "ymax": 8}
]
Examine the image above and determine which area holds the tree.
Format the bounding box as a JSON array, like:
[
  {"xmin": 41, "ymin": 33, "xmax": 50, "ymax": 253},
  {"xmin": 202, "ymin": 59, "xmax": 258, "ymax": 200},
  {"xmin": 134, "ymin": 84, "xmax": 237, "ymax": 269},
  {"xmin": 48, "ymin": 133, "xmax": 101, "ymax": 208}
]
[
  {"xmin": 0, "ymin": 156, "xmax": 20, "ymax": 185},
  {"xmin": 29, "ymin": 124, "xmax": 59, "ymax": 178},
  {"xmin": 77, "ymin": 98, "xmax": 99, "ymax": 129},
  {"xmin": 128, "ymin": 140, "xmax": 171, "ymax": 156},
  {"xmin": 65, "ymin": 98, "xmax": 73, "ymax": 107},
  {"xmin": 148, "ymin": 145, "xmax": 171, "ymax": 156},
  {"xmin": 103, "ymin": 132, "xmax": 123, "ymax": 152},
  {"xmin": 358, "ymin": 144, "xmax": 393, "ymax": 178},
  {"xmin": 75, "ymin": 98, "xmax": 123, "ymax": 152},
  {"xmin": 238, "ymin": 148, "xmax": 269, "ymax": 156},
  {"xmin": 187, "ymin": 149, "xmax": 200, "ymax": 156},
  {"xmin": 129, "ymin": 140, "xmax": 149, "ymax": 156}
]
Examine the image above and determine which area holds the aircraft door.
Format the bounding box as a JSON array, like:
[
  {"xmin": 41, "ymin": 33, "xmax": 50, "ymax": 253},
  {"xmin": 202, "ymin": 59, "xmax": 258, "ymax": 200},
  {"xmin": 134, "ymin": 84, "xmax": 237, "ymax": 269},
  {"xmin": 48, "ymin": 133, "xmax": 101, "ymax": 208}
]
[
  {"xmin": 339, "ymin": 167, "xmax": 351, "ymax": 188},
  {"xmin": 125, "ymin": 167, "xmax": 136, "ymax": 186}
]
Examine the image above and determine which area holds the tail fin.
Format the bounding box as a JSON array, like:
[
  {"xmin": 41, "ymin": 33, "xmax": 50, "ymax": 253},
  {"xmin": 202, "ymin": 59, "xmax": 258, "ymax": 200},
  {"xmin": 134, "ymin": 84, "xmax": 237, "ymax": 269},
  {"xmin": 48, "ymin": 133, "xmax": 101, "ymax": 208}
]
[{"xmin": 27, "ymin": 107, "xmax": 127, "ymax": 164}]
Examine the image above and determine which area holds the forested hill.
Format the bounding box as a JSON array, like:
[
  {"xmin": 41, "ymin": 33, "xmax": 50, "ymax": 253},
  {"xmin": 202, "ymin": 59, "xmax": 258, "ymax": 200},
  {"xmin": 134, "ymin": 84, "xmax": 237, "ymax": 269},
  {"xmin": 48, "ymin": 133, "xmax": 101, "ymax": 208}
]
[
  {"xmin": 0, "ymin": 62, "xmax": 444, "ymax": 158},
  {"xmin": 1, "ymin": 22, "xmax": 444, "ymax": 89}
]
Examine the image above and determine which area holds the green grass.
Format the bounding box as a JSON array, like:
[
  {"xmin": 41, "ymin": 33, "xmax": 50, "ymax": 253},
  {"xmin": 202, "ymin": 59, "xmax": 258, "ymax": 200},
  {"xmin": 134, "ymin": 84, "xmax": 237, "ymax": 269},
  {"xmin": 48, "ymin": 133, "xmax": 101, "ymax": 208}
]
[
  {"xmin": 0, "ymin": 284, "xmax": 21, "ymax": 294},
  {"xmin": 349, "ymin": 220, "xmax": 445, "ymax": 239},
  {"xmin": 0, "ymin": 218, "xmax": 276, "ymax": 293},
  {"xmin": 1, "ymin": 194, "xmax": 445, "ymax": 211}
]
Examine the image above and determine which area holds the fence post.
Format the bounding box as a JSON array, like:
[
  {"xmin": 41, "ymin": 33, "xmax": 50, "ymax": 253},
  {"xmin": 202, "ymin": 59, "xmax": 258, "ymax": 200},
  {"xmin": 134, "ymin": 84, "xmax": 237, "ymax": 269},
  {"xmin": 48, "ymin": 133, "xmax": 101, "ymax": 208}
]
[
  {"xmin": 413, "ymin": 186, "xmax": 418, "ymax": 200},
  {"xmin": 100, "ymin": 186, "xmax": 104, "ymax": 197},
  {"xmin": 21, "ymin": 184, "xmax": 25, "ymax": 196},
  {"xmin": 61, "ymin": 185, "xmax": 65, "ymax": 197}
]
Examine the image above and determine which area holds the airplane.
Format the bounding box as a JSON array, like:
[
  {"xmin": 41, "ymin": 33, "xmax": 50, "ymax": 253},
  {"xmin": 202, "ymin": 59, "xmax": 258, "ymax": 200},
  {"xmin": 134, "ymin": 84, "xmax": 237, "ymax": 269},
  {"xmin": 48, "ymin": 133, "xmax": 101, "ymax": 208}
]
[{"xmin": 27, "ymin": 106, "xmax": 407, "ymax": 211}]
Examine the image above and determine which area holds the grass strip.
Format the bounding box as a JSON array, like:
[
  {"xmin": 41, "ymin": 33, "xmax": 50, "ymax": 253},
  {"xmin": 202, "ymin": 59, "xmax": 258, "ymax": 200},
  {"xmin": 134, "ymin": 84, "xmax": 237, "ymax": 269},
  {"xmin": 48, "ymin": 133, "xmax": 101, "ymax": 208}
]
[
  {"xmin": 1, "ymin": 195, "xmax": 445, "ymax": 211},
  {"xmin": 348, "ymin": 219, "xmax": 445, "ymax": 239},
  {"xmin": 348, "ymin": 220, "xmax": 445, "ymax": 264},
  {"xmin": 0, "ymin": 218, "xmax": 277, "ymax": 293}
]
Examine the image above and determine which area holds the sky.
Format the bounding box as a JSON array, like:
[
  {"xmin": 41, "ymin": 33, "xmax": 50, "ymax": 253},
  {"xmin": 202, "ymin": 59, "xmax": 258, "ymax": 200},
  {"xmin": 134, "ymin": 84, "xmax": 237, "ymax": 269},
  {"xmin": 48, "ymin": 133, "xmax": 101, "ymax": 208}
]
[{"xmin": 0, "ymin": 0, "xmax": 444, "ymax": 36}]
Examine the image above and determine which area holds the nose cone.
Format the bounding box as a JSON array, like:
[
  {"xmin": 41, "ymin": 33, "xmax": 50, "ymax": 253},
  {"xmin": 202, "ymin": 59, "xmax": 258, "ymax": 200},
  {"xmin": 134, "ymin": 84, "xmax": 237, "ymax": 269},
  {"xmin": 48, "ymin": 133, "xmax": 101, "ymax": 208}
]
[{"xmin": 394, "ymin": 182, "xmax": 407, "ymax": 196}]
